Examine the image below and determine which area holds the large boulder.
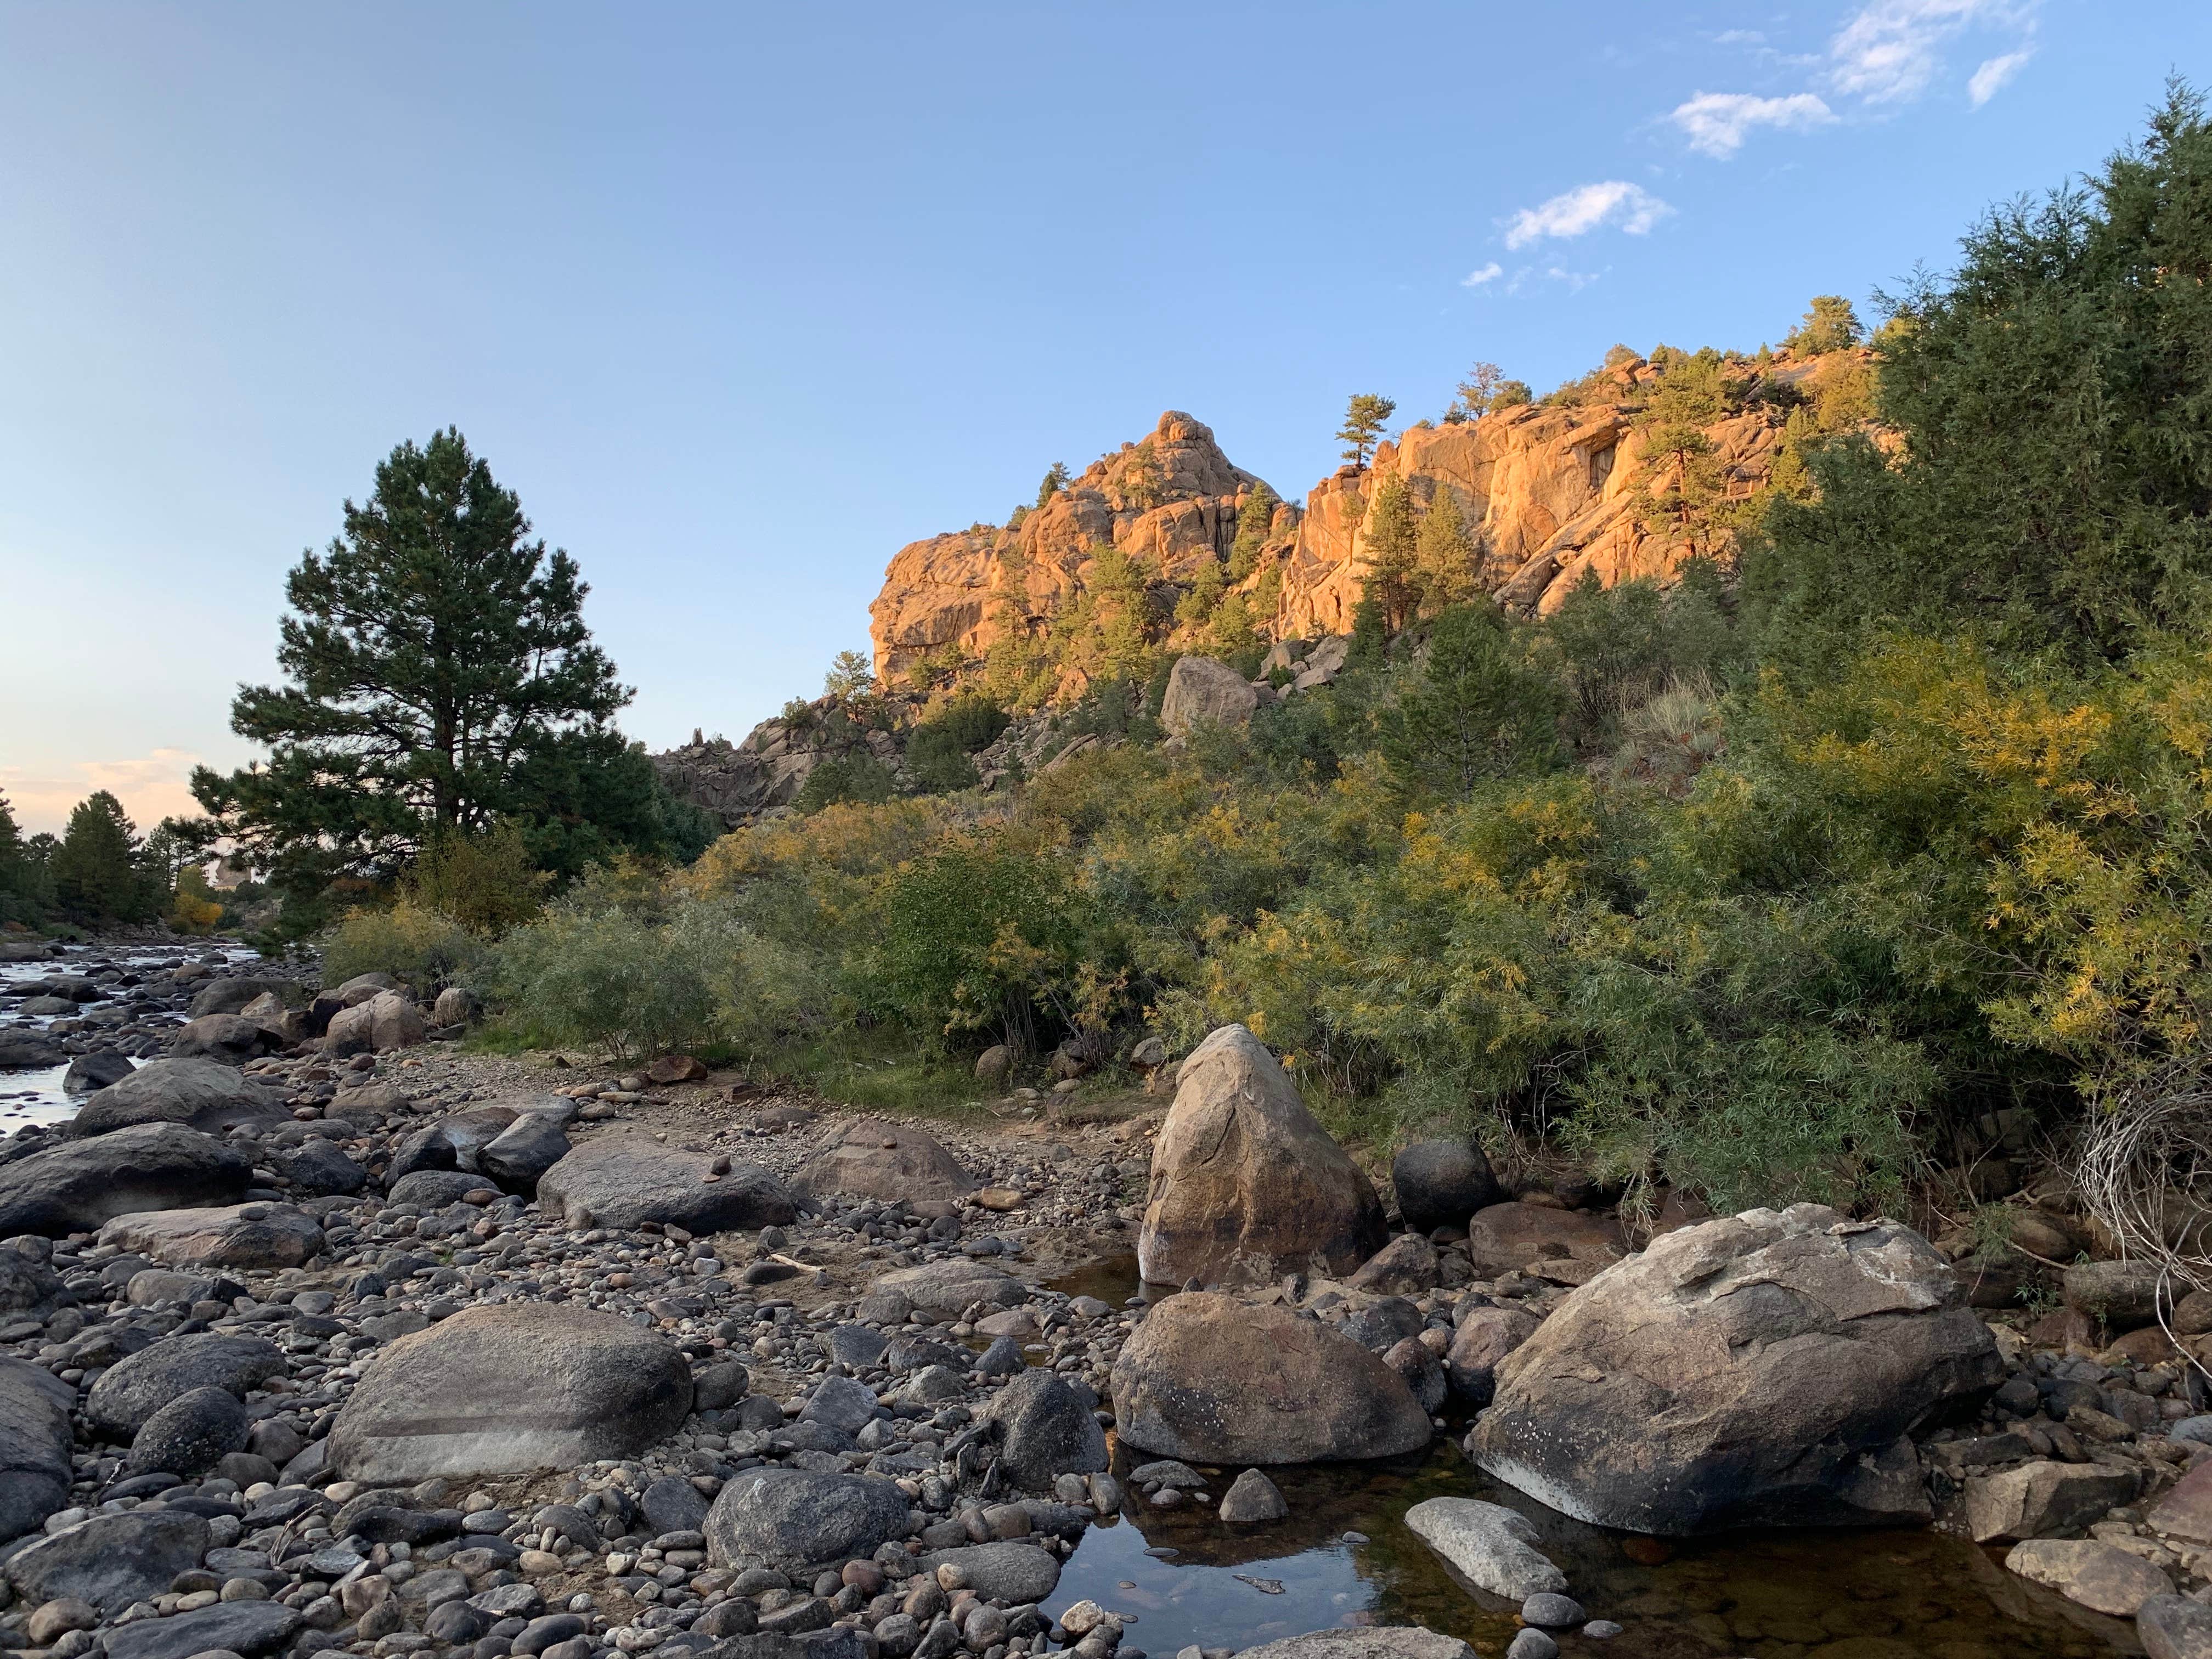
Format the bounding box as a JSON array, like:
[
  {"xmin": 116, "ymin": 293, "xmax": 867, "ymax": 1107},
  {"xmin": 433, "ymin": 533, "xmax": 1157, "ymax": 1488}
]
[
  {"xmin": 62, "ymin": 1049, "xmax": 134, "ymax": 1092},
  {"xmin": 0, "ymin": 1251, "xmax": 64, "ymax": 1313},
  {"xmin": 85, "ymin": 1331, "xmax": 288, "ymax": 1438},
  {"xmin": 0, "ymin": 1356, "xmax": 75, "ymax": 1542},
  {"xmin": 477, "ymin": 1112, "xmax": 573, "ymax": 1193},
  {"xmin": 794, "ymin": 1119, "xmax": 977, "ymax": 1204},
  {"xmin": 0, "ymin": 1031, "xmax": 64, "ymax": 1069},
  {"xmin": 1160, "ymin": 655, "xmax": 1259, "ymax": 740},
  {"xmin": 1139, "ymin": 1025, "xmax": 1385, "ymax": 1286},
  {"xmin": 872, "ymin": 1257, "xmax": 1026, "ymax": 1317},
  {"xmin": 919, "ymin": 1542, "xmax": 1060, "ymax": 1604},
  {"xmin": 1469, "ymin": 1204, "xmax": 2004, "ymax": 1534},
  {"xmin": 167, "ymin": 1012, "xmax": 277, "ymax": 1063},
  {"xmin": 1391, "ymin": 1141, "xmax": 1504, "ymax": 1233},
  {"xmin": 983, "ymin": 1368, "xmax": 1108, "ymax": 1488},
  {"xmin": 1966, "ymin": 1460, "xmax": 2140, "ymax": 1543},
  {"xmin": 1401, "ymin": 1499, "xmax": 1566, "ymax": 1599},
  {"xmin": 70, "ymin": 1058, "xmax": 289, "ymax": 1138},
  {"xmin": 1110, "ymin": 1291, "xmax": 1433, "ymax": 1464},
  {"xmin": 705, "ymin": 1468, "xmax": 911, "ymax": 1570},
  {"xmin": 104, "ymin": 1601, "xmax": 299, "ymax": 1659},
  {"xmin": 1443, "ymin": 1306, "xmax": 1539, "ymax": 1405},
  {"xmin": 187, "ymin": 977, "xmax": 300, "ymax": 1018},
  {"xmin": 326, "ymin": 1304, "xmax": 693, "ymax": 1481},
  {"xmin": 98, "ymin": 1203, "xmax": 323, "ymax": 1271},
  {"xmin": 126, "ymin": 1384, "xmax": 252, "ymax": 1476},
  {"xmin": 386, "ymin": 1106, "xmax": 520, "ymax": 1182},
  {"xmin": 538, "ymin": 1132, "xmax": 798, "ymax": 1233},
  {"xmin": 0, "ymin": 1123, "xmax": 251, "ymax": 1237},
  {"xmin": 1, "ymin": 1508, "xmax": 211, "ymax": 1614},
  {"xmin": 326, "ymin": 990, "xmax": 427, "ymax": 1055},
  {"xmin": 1232, "ymin": 1633, "xmax": 1474, "ymax": 1659}
]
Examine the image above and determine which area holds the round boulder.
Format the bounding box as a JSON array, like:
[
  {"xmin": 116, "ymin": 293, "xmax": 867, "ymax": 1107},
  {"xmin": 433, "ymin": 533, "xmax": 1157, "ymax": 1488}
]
[
  {"xmin": 0, "ymin": 1124, "xmax": 252, "ymax": 1239},
  {"xmin": 1468, "ymin": 1204, "xmax": 2004, "ymax": 1534},
  {"xmin": 705, "ymin": 1468, "xmax": 911, "ymax": 1570},
  {"xmin": 1392, "ymin": 1140, "xmax": 1504, "ymax": 1233},
  {"xmin": 69, "ymin": 1059, "xmax": 289, "ymax": 1139},
  {"xmin": 794, "ymin": 1119, "xmax": 977, "ymax": 1204},
  {"xmin": 85, "ymin": 1331, "xmax": 288, "ymax": 1438},
  {"xmin": 126, "ymin": 1384, "xmax": 251, "ymax": 1476},
  {"xmin": 326, "ymin": 1304, "xmax": 693, "ymax": 1482},
  {"xmin": 1109, "ymin": 1291, "xmax": 1433, "ymax": 1465},
  {"xmin": 537, "ymin": 1132, "xmax": 796, "ymax": 1233}
]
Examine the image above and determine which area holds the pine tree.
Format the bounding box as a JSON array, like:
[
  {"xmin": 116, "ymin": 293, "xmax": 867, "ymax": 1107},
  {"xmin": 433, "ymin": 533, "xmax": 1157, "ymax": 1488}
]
[
  {"xmin": 51, "ymin": 791, "xmax": 146, "ymax": 923},
  {"xmin": 1634, "ymin": 424, "xmax": 1729, "ymax": 560},
  {"xmin": 1784, "ymin": 295, "xmax": 1864, "ymax": 355},
  {"xmin": 191, "ymin": 429, "xmax": 648, "ymax": 913},
  {"xmin": 1452, "ymin": 362, "xmax": 1504, "ymax": 421},
  {"xmin": 1338, "ymin": 395, "xmax": 1396, "ymax": 470},
  {"xmin": 1035, "ymin": 462, "xmax": 1071, "ymax": 507},
  {"xmin": 1379, "ymin": 608, "xmax": 1561, "ymax": 798},
  {"xmin": 1227, "ymin": 482, "xmax": 1279, "ymax": 581},
  {"xmin": 1359, "ymin": 475, "xmax": 1420, "ymax": 631},
  {"xmin": 1414, "ymin": 485, "xmax": 1480, "ymax": 613}
]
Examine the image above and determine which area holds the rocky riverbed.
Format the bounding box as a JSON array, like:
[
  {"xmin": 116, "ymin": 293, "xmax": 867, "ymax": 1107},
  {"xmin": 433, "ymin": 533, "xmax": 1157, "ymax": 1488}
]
[{"xmin": 4, "ymin": 949, "xmax": 2212, "ymax": 1659}]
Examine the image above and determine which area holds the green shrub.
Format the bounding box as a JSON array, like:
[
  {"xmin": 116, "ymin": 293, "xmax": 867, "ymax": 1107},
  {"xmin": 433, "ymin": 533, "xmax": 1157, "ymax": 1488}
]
[
  {"xmin": 407, "ymin": 822, "xmax": 550, "ymax": 932},
  {"xmin": 323, "ymin": 900, "xmax": 482, "ymax": 991},
  {"xmin": 794, "ymin": 753, "xmax": 898, "ymax": 813},
  {"xmin": 491, "ymin": 901, "xmax": 723, "ymax": 1061}
]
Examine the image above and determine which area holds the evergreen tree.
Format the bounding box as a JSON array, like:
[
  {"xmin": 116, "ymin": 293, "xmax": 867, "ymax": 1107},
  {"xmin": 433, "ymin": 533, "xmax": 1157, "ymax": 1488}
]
[
  {"xmin": 1227, "ymin": 482, "xmax": 1279, "ymax": 580},
  {"xmin": 191, "ymin": 429, "xmax": 652, "ymax": 918},
  {"xmin": 0, "ymin": 792, "xmax": 49, "ymax": 924},
  {"xmin": 1633, "ymin": 424, "xmax": 1729, "ymax": 560},
  {"xmin": 1414, "ymin": 485, "xmax": 1479, "ymax": 613},
  {"xmin": 1379, "ymin": 607, "xmax": 1561, "ymax": 798},
  {"xmin": 1359, "ymin": 475, "xmax": 1420, "ymax": 630},
  {"xmin": 1035, "ymin": 462, "xmax": 1071, "ymax": 507},
  {"xmin": 1338, "ymin": 394, "xmax": 1396, "ymax": 470},
  {"xmin": 52, "ymin": 792, "xmax": 146, "ymax": 923},
  {"xmin": 1175, "ymin": 555, "xmax": 1226, "ymax": 631},
  {"xmin": 1452, "ymin": 362, "xmax": 1504, "ymax": 421},
  {"xmin": 1784, "ymin": 295, "xmax": 1865, "ymax": 355}
]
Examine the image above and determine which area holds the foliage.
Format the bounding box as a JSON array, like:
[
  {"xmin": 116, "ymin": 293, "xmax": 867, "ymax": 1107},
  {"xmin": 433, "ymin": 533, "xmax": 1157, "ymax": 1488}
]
[
  {"xmin": 1338, "ymin": 394, "xmax": 1396, "ymax": 470},
  {"xmin": 323, "ymin": 899, "xmax": 482, "ymax": 992},
  {"xmin": 1036, "ymin": 461, "xmax": 1071, "ymax": 507},
  {"xmin": 168, "ymin": 866, "xmax": 225, "ymax": 934},
  {"xmin": 1359, "ymin": 474, "xmax": 1420, "ymax": 630},
  {"xmin": 795, "ymin": 752, "xmax": 899, "ymax": 813},
  {"xmin": 906, "ymin": 695, "xmax": 1011, "ymax": 794},
  {"xmin": 490, "ymin": 896, "xmax": 725, "ymax": 1062},
  {"xmin": 1414, "ymin": 485, "xmax": 1479, "ymax": 613},
  {"xmin": 1785, "ymin": 295, "xmax": 1864, "ymax": 355},
  {"xmin": 1378, "ymin": 607, "xmax": 1563, "ymax": 799},
  {"xmin": 51, "ymin": 792, "xmax": 152, "ymax": 924},
  {"xmin": 404, "ymin": 822, "xmax": 551, "ymax": 933}
]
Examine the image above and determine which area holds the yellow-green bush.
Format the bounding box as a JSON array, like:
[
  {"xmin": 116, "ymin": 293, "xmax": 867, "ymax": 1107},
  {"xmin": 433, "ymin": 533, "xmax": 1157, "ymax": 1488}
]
[{"xmin": 322, "ymin": 899, "xmax": 482, "ymax": 991}]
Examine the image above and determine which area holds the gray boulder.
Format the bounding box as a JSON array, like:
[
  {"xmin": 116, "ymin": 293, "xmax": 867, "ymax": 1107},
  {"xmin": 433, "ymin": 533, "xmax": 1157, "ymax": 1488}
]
[
  {"xmin": 918, "ymin": 1542, "xmax": 1060, "ymax": 1602},
  {"xmin": 873, "ymin": 1257, "xmax": 1025, "ymax": 1317},
  {"xmin": 0, "ymin": 1356, "xmax": 74, "ymax": 1542},
  {"xmin": 388, "ymin": 1169, "xmax": 492, "ymax": 1207},
  {"xmin": 1110, "ymin": 1291, "xmax": 1432, "ymax": 1464},
  {"xmin": 705, "ymin": 1468, "xmax": 911, "ymax": 1569},
  {"xmin": 0, "ymin": 1032, "xmax": 64, "ymax": 1069},
  {"xmin": 85, "ymin": 1331, "xmax": 288, "ymax": 1437},
  {"xmin": 325, "ymin": 990, "xmax": 427, "ymax": 1054},
  {"xmin": 326, "ymin": 1304, "xmax": 692, "ymax": 1481},
  {"xmin": 642, "ymin": 1474, "xmax": 713, "ymax": 1534},
  {"xmin": 538, "ymin": 1132, "xmax": 797, "ymax": 1233},
  {"xmin": 0, "ymin": 1251, "xmax": 64, "ymax": 1313},
  {"xmin": 1160, "ymin": 654, "xmax": 1259, "ymax": 738},
  {"xmin": 2, "ymin": 1508, "xmax": 211, "ymax": 1614},
  {"xmin": 1964, "ymin": 1460, "xmax": 2140, "ymax": 1543},
  {"xmin": 1233, "ymin": 1633, "xmax": 1475, "ymax": 1659},
  {"xmin": 167, "ymin": 1012, "xmax": 276, "ymax": 1063},
  {"xmin": 1139, "ymin": 1025, "xmax": 1385, "ymax": 1286},
  {"xmin": 99, "ymin": 1203, "xmax": 322, "ymax": 1271},
  {"xmin": 0, "ymin": 1122, "xmax": 251, "ymax": 1237},
  {"xmin": 2063, "ymin": 1260, "xmax": 2164, "ymax": 1331},
  {"xmin": 187, "ymin": 977, "xmax": 300, "ymax": 1018},
  {"xmin": 1469, "ymin": 1204, "xmax": 2003, "ymax": 1534},
  {"xmin": 2141, "ymin": 1595, "xmax": 2212, "ymax": 1659},
  {"xmin": 1443, "ymin": 1306, "xmax": 1539, "ymax": 1406},
  {"xmin": 794, "ymin": 1119, "xmax": 977, "ymax": 1204},
  {"xmin": 62, "ymin": 1049, "xmax": 134, "ymax": 1092},
  {"xmin": 1218, "ymin": 1468, "xmax": 1288, "ymax": 1524},
  {"xmin": 1391, "ymin": 1140, "xmax": 1503, "ymax": 1233},
  {"xmin": 105, "ymin": 1599, "xmax": 300, "ymax": 1659},
  {"xmin": 1402, "ymin": 1498, "xmax": 1566, "ymax": 1599},
  {"xmin": 281, "ymin": 1138, "xmax": 368, "ymax": 1195},
  {"xmin": 984, "ymin": 1368, "xmax": 1108, "ymax": 1489},
  {"xmin": 387, "ymin": 1107, "xmax": 520, "ymax": 1181},
  {"xmin": 477, "ymin": 1112, "xmax": 572, "ymax": 1193},
  {"xmin": 126, "ymin": 1384, "xmax": 251, "ymax": 1476},
  {"xmin": 70, "ymin": 1058, "xmax": 289, "ymax": 1138}
]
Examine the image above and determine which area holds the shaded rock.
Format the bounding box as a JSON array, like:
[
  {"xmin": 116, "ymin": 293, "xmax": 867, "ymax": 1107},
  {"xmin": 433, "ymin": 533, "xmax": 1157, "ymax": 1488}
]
[
  {"xmin": 1392, "ymin": 1141, "xmax": 1503, "ymax": 1234},
  {"xmin": 2141, "ymin": 1595, "xmax": 2212, "ymax": 1659},
  {"xmin": 2006, "ymin": 1538, "xmax": 2173, "ymax": 1616},
  {"xmin": 70, "ymin": 1058, "xmax": 288, "ymax": 1138},
  {"xmin": 873, "ymin": 1257, "xmax": 1025, "ymax": 1317},
  {"xmin": 2150, "ymin": 1459, "xmax": 2212, "ymax": 1544},
  {"xmin": 705, "ymin": 1468, "xmax": 911, "ymax": 1570},
  {"xmin": 1443, "ymin": 1306, "xmax": 1539, "ymax": 1406},
  {"xmin": 0, "ymin": 1251, "xmax": 64, "ymax": 1313},
  {"xmin": 984, "ymin": 1368, "xmax": 1108, "ymax": 1488},
  {"xmin": 188, "ymin": 977, "xmax": 300, "ymax": 1018},
  {"xmin": 642, "ymin": 1473, "xmax": 712, "ymax": 1534},
  {"xmin": 2, "ymin": 1508, "xmax": 211, "ymax": 1615},
  {"xmin": 168, "ymin": 1012, "xmax": 276, "ymax": 1063},
  {"xmin": 803, "ymin": 1374, "xmax": 884, "ymax": 1435},
  {"xmin": 1139, "ymin": 1025, "xmax": 1385, "ymax": 1287},
  {"xmin": 126, "ymin": 1384, "xmax": 251, "ymax": 1476},
  {"xmin": 1160, "ymin": 655, "xmax": 1259, "ymax": 738},
  {"xmin": 478, "ymin": 1113, "xmax": 572, "ymax": 1193},
  {"xmin": 538, "ymin": 1131, "xmax": 797, "ymax": 1233},
  {"xmin": 327, "ymin": 1303, "xmax": 693, "ymax": 1481},
  {"xmin": 99, "ymin": 1203, "xmax": 322, "ymax": 1270},
  {"xmin": 1218, "ymin": 1468, "xmax": 1288, "ymax": 1524},
  {"xmin": 1966, "ymin": 1460, "xmax": 2140, "ymax": 1543},
  {"xmin": 694, "ymin": 1360, "xmax": 751, "ymax": 1412},
  {"xmin": 1384, "ymin": 1336, "xmax": 1447, "ymax": 1414},
  {"xmin": 975, "ymin": 1046, "xmax": 1013, "ymax": 1086},
  {"xmin": 1231, "ymin": 1633, "xmax": 1474, "ymax": 1659},
  {"xmin": 2063, "ymin": 1260, "xmax": 2164, "ymax": 1331},
  {"xmin": 918, "ymin": 1542, "xmax": 1060, "ymax": 1602},
  {"xmin": 104, "ymin": 1599, "xmax": 300, "ymax": 1659},
  {"xmin": 280, "ymin": 1139, "xmax": 368, "ymax": 1196},
  {"xmin": 0, "ymin": 1032, "xmax": 64, "ymax": 1069},
  {"xmin": 0, "ymin": 1124, "xmax": 251, "ymax": 1238},
  {"xmin": 388, "ymin": 1107, "xmax": 520, "ymax": 1181},
  {"xmin": 1470, "ymin": 1204, "xmax": 2002, "ymax": 1534},
  {"xmin": 0, "ymin": 1355, "xmax": 74, "ymax": 1542},
  {"xmin": 62, "ymin": 1049, "xmax": 134, "ymax": 1092},
  {"xmin": 433, "ymin": 986, "xmax": 482, "ymax": 1027},
  {"xmin": 1350, "ymin": 1234, "xmax": 1440, "ymax": 1296},
  {"xmin": 85, "ymin": 1331, "xmax": 287, "ymax": 1437},
  {"xmin": 1110, "ymin": 1291, "xmax": 1432, "ymax": 1464},
  {"xmin": 1402, "ymin": 1498, "xmax": 1566, "ymax": 1600},
  {"xmin": 794, "ymin": 1120, "xmax": 977, "ymax": 1204},
  {"xmin": 646, "ymin": 1053, "xmax": 708, "ymax": 1084},
  {"xmin": 1462, "ymin": 1201, "xmax": 1624, "ymax": 1281},
  {"xmin": 388, "ymin": 1169, "xmax": 492, "ymax": 1207}
]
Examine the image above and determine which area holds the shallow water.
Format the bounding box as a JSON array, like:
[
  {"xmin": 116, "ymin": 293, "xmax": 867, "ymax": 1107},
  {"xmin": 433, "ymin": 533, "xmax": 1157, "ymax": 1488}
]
[
  {"xmin": 1043, "ymin": 1257, "xmax": 2139, "ymax": 1659},
  {"xmin": 0, "ymin": 941, "xmax": 256, "ymax": 1131}
]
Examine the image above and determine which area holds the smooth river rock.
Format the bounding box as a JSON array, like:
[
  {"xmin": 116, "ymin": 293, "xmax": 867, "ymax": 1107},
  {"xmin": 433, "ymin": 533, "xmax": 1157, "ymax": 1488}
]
[
  {"xmin": 793, "ymin": 1118, "xmax": 977, "ymax": 1204},
  {"xmin": 1402, "ymin": 1498, "xmax": 1567, "ymax": 1599},
  {"xmin": 537, "ymin": 1132, "xmax": 797, "ymax": 1233},
  {"xmin": 705, "ymin": 1467, "xmax": 912, "ymax": 1569},
  {"xmin": 0, "ymin": 1123, "xmax": 252, "ymax": 1237},
  {"xmin": 69, "ymin": 1057, "xmax": 289, "ymax": 1138}
]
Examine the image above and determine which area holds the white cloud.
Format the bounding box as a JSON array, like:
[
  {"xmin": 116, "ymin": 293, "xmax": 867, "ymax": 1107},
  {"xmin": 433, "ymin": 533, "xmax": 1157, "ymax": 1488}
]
[
  {"xmin": 1670, "ymin": 91, "xmax": 1838, "ymax": 157},
  {"xmin": 1, "ymin": 749, "xmax": 205, "ymax": 837},
  {"xmin": 1967, "ymin": 47, "xmax": 2033, "ymax": 105},
  {"xmin": 1461, "ymin": 262, "xmax": 1504, "ymax": 287},
  {"xmin": 1503, "ymin": 182, "xmax": 1673, "ymax": 251},
  {"xmin": 1828, "ymin": 0, "xmax": 2031, "ymax": 105},
  {"xmin": 1713, "ymin": 29, "xmax": 1767, "ymax": 46}
]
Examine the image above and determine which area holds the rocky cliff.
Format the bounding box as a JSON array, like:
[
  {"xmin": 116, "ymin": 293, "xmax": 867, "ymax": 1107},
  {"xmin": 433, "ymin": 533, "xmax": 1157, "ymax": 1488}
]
[{"xmin": 869, "ymin": 352, "xmax": 1847, "ymax": 682}]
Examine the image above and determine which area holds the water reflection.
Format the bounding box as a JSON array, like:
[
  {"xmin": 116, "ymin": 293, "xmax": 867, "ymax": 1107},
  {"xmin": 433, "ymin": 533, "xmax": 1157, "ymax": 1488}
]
[{"xmin": 1042, "ymin": 1258, "xmax": 2139, "ymax": 1659}]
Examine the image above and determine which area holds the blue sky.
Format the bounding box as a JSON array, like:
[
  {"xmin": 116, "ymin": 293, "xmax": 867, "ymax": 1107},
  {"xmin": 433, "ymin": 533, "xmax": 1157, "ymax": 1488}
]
[{"xmin": 2, "ymin": 1, "xmax": 2205, "ymax": 832}]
